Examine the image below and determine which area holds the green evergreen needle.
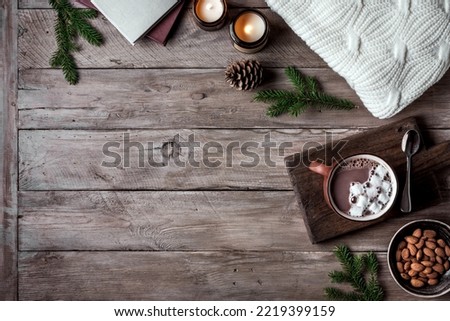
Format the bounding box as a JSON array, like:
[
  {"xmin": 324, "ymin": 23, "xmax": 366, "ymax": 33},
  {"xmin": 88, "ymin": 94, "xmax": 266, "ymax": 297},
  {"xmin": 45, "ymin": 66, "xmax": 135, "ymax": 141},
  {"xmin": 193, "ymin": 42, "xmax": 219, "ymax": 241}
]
[
  {"xmin": 255, "ymin": 67, "xmax": 357, "ymax": 117},
  {"xmin": 49, "ymin": 0, "xmax": 103, "ymax": 85}
]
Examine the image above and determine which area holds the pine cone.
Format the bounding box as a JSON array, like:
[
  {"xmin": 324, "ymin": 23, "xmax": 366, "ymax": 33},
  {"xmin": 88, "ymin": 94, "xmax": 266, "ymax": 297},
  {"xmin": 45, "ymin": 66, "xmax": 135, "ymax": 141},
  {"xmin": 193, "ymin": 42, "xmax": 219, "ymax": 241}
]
[{"xmin": 225, "ymin": 60, "xmax": 263, "ymax": 91}]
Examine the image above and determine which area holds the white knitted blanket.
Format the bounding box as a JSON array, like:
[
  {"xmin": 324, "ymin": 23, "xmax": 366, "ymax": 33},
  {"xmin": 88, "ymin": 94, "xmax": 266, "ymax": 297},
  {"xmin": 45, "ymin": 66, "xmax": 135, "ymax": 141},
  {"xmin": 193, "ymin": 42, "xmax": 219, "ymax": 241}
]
[{"xmin": 266, "ymin": 0, "xmax": 450, "ymax": 119}]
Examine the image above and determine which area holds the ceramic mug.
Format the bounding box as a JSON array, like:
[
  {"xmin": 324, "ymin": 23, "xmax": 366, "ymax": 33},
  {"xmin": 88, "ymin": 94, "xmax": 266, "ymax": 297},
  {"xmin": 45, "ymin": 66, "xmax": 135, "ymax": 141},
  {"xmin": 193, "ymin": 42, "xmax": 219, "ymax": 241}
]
[{"xmin": 309, "ymin": 154, "xmax": 398, "ymax": 221}]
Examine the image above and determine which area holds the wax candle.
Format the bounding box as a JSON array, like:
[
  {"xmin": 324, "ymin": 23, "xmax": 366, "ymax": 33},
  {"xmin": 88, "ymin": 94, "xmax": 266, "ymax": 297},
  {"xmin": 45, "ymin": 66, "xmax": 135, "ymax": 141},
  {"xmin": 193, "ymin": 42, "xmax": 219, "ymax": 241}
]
[
  {"xmin": 230, "ymin": 10, "xmax": 269, "ymax": 54},
  {"xmin": 193, "ymin": 0, "xmax": 228, "ymax": 31}
]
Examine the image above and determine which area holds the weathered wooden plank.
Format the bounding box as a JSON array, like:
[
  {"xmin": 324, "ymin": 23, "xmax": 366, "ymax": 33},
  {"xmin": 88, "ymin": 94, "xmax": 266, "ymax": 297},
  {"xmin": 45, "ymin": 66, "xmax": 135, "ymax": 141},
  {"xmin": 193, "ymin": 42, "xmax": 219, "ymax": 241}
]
[
  {"xmin": 18, "ymin": 251, "xmax": 450, "ymax": 300},
  {"xmin": 18, "ymin": 190, "xmax": 449, "ymax": 252},
  {"xmin": 18, "ymin": 129, "xmax": 360, "ymax": 191},
  {"xmin": 17, "ymin": 68, "xmax": 450, "ymax": 129},
  {"xmin": 18, "ymin": 9, "xmax": 327, "ymax": 69},
  {"xmin": 18, "ymin": 129, "xmax": 450, "ymax": 191},
  {"xmin": 19, "ymin": 0, "xmax": 269, "ymax": 9},
  {"xmin": 0, "ymin": 0, "xmax": 18, "ymax": 301}
]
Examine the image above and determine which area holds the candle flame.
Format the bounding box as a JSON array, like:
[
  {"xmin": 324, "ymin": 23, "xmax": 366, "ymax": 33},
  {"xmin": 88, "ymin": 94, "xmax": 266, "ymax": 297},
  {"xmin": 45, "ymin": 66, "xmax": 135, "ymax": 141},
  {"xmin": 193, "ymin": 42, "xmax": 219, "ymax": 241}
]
[{"xmin": 244, "ymin": 24, "xmax": 253, "ymax": 35}]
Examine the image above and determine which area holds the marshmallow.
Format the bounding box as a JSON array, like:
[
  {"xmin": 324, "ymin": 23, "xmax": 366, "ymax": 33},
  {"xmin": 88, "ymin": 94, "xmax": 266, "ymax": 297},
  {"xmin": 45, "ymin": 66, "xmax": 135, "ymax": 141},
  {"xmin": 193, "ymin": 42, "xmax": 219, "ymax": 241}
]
[
  {"xmin": 378, "ymin": 192, "xmax": 390, "ymax": 205},
  {"xmin": 369, "ymin": 201, "xmax": 382, "ymax": 214},
  {"xmin": 349, "ymin": 205, "xmax": 364, "ymax": 217},
  {"xmin": 349, "ymin": 182, "xmax": 364, "ymax": 196},
  {"xmin": 374, "ymin": 164, "xmax": 388, "ymax": 178},
  {"xmin": 356, "ymin": 194, "xmax": 369, "ymax": 208}
]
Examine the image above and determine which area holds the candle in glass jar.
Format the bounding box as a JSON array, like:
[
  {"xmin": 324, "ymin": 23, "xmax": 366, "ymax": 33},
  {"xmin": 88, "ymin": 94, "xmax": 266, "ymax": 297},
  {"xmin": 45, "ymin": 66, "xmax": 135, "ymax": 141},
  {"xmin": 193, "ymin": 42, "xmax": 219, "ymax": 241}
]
[
  {"xmin": 193, "ymin": 0, "xmax": 227, "ymax": 30},
  {"xmin": 230, "ymin": 10, "xmax": 269, "ymax": 54}
]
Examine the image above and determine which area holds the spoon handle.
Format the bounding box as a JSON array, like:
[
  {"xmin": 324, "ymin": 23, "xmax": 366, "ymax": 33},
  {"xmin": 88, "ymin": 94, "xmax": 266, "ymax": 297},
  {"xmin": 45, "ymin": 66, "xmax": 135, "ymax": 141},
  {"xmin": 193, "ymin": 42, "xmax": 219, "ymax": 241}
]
[{"xmin": 400, "ymin": 155, "xmax": 412, "ymax": 213}]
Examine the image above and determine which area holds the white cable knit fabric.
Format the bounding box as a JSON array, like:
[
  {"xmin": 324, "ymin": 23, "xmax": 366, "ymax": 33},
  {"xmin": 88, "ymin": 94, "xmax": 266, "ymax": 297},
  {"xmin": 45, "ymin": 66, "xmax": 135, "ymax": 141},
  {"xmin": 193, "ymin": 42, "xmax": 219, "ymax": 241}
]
[{"xmin": 266, "ymin": 0, "xmax": 450, "ymax": 119}]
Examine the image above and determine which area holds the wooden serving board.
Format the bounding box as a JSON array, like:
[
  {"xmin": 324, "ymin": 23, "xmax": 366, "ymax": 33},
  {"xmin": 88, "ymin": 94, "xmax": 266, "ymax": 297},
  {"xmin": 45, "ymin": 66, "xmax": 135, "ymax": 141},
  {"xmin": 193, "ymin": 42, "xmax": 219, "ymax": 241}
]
[{"xmin": 285, "ymin": 118, "xmax": 450, "ymax": 243}]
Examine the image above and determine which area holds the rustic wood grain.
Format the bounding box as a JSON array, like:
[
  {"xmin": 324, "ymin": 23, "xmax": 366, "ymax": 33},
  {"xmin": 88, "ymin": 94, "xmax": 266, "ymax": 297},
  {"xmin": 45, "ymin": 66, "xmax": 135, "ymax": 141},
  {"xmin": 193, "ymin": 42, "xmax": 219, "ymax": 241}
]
[
  {"xmin": 18, "ymin": 128, "xmax": 357, "ymax": 191},
  {"xmin": 17, "ymin": 68, "xmax": 450, "ymax": 130},
  {"xmin": 286, "ymin": 119, "xmax": 450, "ymax": 243},
  {"xmin": 18, "ymin": 190, "xmax": 449, "ymax": 252},
  {"xmin": 18, "ymin": 129, "xmax": 450, "ymax": 191},
  {"xmin": 18, "ymin": 9, "xmax": 327, "ymax": 69},
  {"xmin": 0, "ymin": 0, "xmax": 18, "ymax": 301},
  {"xmin": 18, "ymin": 251, "xmax": 450, "ymax": 300}
]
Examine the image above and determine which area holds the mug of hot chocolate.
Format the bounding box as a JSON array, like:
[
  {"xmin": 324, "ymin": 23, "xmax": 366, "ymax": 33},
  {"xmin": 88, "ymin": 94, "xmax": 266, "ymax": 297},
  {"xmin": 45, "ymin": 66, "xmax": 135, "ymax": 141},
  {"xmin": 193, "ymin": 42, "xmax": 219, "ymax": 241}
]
[{"xmin": 309, "ymin": 154, "xmax": 398, "ymax": 221}]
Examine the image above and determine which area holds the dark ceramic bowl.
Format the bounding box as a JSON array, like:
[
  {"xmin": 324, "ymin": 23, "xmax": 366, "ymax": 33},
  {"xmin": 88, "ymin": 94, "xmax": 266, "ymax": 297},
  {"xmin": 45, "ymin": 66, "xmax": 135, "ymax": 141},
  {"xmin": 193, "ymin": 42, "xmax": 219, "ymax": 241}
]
[{"xmin": 387, "ymin": 219, "xmax": 450, "ymax": 298}]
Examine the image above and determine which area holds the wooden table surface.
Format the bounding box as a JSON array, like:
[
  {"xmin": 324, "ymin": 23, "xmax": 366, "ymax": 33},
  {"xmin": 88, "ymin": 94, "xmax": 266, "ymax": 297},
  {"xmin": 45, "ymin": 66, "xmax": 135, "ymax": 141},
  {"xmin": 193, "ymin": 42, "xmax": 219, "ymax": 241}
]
[{"xmin": 1, "ymin": 0, "xmax": 449, "ymax": 300}]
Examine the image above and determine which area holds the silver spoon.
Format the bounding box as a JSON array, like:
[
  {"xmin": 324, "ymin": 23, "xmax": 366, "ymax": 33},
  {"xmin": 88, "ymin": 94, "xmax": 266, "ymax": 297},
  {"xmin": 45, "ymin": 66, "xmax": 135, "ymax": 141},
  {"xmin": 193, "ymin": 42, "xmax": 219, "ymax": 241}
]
[{"xmin": 400, "ymin": 129, "xmax": 421, "ymax": 213}]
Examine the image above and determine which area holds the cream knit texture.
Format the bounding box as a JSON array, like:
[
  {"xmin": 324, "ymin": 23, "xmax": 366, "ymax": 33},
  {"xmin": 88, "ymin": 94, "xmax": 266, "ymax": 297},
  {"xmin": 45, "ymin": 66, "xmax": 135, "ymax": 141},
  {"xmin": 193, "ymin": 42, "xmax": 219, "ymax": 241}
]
[{"xmin": 266, "ymin": 0, "xmax": 450, "ymax": 119}]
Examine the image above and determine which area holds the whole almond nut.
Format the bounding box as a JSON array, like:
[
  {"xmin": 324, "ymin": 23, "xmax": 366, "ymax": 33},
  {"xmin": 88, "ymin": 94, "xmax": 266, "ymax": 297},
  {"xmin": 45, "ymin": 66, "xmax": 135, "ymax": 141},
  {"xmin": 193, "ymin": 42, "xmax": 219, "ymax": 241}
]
[
  {"xmin": 444, "ymin": 260, "xmax": 450, "ymax": 271},
  {"xmin": 416, "ymin": 249, "xmax": 423, "ymax": 261},
  {"xmin": 397, "ymin": 262, "xmax": 404, "ymax": 273},
  {"xmin": 412, "ymin": 228, "xmax": 422, "ymax": 238},
  {"xmin": 398, "ymin": 240, "xmax": 407, "ymax": 250},
  {"xmin": 411, "ymin": 278, "xmax": 425, "ymax": 288},
  {"xmin": 396, "ymin": 250, "xmax": 402, "ymax": 261},
  {"xmin": 425, "ymin": 241, "xmax": 437, "ymax": 250},
  {"xmin": 402, "ymin": 248, "xmax": 410, "ymax": 260},
  {"xmin": 424, "ymin": 230, "xmax": 437, "ymax": 238},
  {"xmin": 432, "ymin": 263, "xmax": 444, "ymax": 274},
  {"xmin": 437, "ymin": 239, "xmax": 446, "ymax": 247},
  {"xmin": 419, "ymin": 272, "xmax": 427, "ymax": 278},
  {"xmin": 430, "ymin": 256, "xmax": 436, "ymax": 262},
  {"xmin": 407, "ymin": 243, "xmax": 418, "ymax": 256},
  {"xmin": 416, "ymin": 239, "xmax": 425, "ymax": 249},
  {"xmin": 421, "ymin": 260, "xmax": 433, "ymax": 267},
  {"xmin": 411, "ymin": 262, "xmax": 425, "ymax": 272},
  {"xmin": 423, "ymin": 267, "xmax": 432, "ymax": 274},
  {"xmin": 405, "ymin": 236, "xmax": 419, "ymax": 244},
  {"xmin": 445, "ymin": 245, "xmax": 450, "ymax": 257},
  {"xmin": 418, "ymin": 277, "xmax": 427, "ymax": 283},
  {"xmin": 423, "ymin": 255, "xmax": 430, "ymax": 261},
  {"xmin": 436, "ymin": 256, "xmax": 443, "ymax": 265},
  {"xmin": 435, "ymin": 247, "xmax": 445, "ymax": 258},
  {"xmin": 408, "ymin": 269, "xmax": 418, "ymax": 277},
  {"xmin": 428, "ymin": 278, "xmax": 439, "ymax": 286},
  {"xmin": 404, "ymin": 261, "xmax": 411, "ymax": 271},
  {"xmin": 428, "ymin": 238, "xmax": 436, "ymax": 243},
  {"xmin": 401, "ymin": 273, "xmax": 410, "ymax": 280},
  {"xmin": 424, "ymin": 248, "xmax": 435, "ymax": 257},
  {"xmin": 427, "ymin": 272, "xmax": 439, "ymax": 279}
]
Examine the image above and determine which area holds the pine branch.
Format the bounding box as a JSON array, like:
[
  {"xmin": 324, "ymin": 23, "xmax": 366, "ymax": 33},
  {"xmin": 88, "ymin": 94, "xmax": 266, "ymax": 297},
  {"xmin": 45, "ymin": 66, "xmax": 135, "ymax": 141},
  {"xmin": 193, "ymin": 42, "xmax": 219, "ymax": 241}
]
[
  {"xmin": 49, "ymin": 0, "xmax": 103, "ymax": 85},
  {"xmin": 325, "ymin": 245, "xmax": 384, "ymax": 301},
  {"xmin": 255, "ymin": 67, "xmax": 357, "ymax": 117}
]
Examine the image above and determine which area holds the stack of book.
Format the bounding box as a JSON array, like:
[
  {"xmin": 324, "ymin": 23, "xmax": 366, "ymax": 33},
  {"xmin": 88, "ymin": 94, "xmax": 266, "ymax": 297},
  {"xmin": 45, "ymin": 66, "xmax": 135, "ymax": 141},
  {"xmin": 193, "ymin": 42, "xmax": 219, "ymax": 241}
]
[{"xmin": 77, "ymin": 0, "xmax": 185, "ymax": 45}]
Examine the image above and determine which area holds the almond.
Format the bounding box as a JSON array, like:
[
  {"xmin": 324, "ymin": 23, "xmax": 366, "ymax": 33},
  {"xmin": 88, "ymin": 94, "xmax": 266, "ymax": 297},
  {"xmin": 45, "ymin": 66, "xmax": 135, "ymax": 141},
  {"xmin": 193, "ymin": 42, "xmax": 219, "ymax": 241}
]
[
  {"xmin": 398, "ymin": 240, "xmax": 407, "ymax": 250},
  {"xmin": 408, "ymin": 269, "xmax": 418, "ymax": 277},
  {"xmin": 428, "ymin": 278, "xmax": 439, "ymax": 286},
  {"xmin": 445, "ymin": 245, "xmax": 450, "ymax": 257},
  {"xmin": 423, "ymin": 255, "xmax": 430, "ymax": 261},
  {"xmin": 412, "ymin": 228, "xmax": 422, "ymax": 238},
  {"xmin": 419, "ymin": 272, "xmax": 427, "ymax": 278},
  {"xmin": 405, "ymin": 236, "xmax": 419, "ymax": 244},
  {"xmin": 425, "ymin": 241, "xmax": 437, "ymax": 250},
  {"xmin": 430, "ymin": 256, "xmax": 436, "ymax": 262},
  {"xmin": 423, "ymin": 230, "xmax": 437, "ymax": 238},
  {"xmin": 396, "ymin": 262, "xmax": 404, "ymax": 273},
  {"xmin": 437, "ymin": 239, "xmax": 446, "ymax": 248},
  {"xmin": 407, "ymin": 243, "xmax": 417, "ymax": 256},
  {"xmin": 423, "ymin": 248, "xmax": 435, "ymax": 257},
  {"xmin": 400, "ymin": 273, "xmax": 410, "ymax": 280},
  {"xmin": 436, "ymin": 256, "xmax": 443, "ymax": 265},
  {"xmin": 418, "ymin": 277, "xmax": 428, "ymax": 283},
  {"xmin": 404, "ymin": 261, "xmax": 411, "ymax": 271},
  {"xmin": 423, "ymin": 267, "xmax": 432, "ymax": 274},
  {"xmin": 402, "ymin": 248, "xmax": 410, "ymax": 260},
  {"xmin": 421, "ymin": 260, "xmax": 433, "ymax": 267},
  {"xmin": 444, "ymin": 260, "xmax": 450, "ymax": 271},
  {"xmin": 411, "ymin": 278, "xmax": 425, "ymax": 288},
  {"xmin": 416, "ymin": 238, "xmax": 425, "ymax": 249},
  {"xmin": 427, "ymin": 272, "xmax": 439, "ymax": 279},
  {"xmin": 432, "ymin": 263, "xmax": 444, "ymax": 274},
  {"xmin": 416, "ymin": 249, "xmax": 423, "ymax": 261},
  {"xmin": 396, "ymin": 250, "xmax": 402, "ymax": 261},
  {"xmin": 411, "ymin": 262, "xmax": 425, "ymax": 272},
  {"xmin": 435, "ymin": 247, "xmax": 445, "ymax": 258}
]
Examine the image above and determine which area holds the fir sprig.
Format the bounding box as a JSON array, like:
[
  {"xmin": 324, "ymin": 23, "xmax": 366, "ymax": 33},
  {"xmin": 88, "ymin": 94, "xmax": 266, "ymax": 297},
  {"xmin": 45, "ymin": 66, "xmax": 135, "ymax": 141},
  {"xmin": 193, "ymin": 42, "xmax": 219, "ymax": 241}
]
[
  {"xmin": 325, "ymin": 245, "xmax": 384, "ymax": 301},
  {"xmin": 254, "ymin": 67, "xmax": 357, "ymax": 117},
  {"xmin": 49, "ymin": 0, "xmax": 103, "ymax": 85}
]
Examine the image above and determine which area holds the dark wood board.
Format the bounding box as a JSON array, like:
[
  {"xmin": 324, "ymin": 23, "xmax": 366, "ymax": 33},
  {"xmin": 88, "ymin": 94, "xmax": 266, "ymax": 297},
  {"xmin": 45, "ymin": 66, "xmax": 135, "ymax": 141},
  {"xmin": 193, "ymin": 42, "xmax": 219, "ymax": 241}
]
[{"xmin": 285, "ymin": 118, "xmax": 450, "ymax": 243}]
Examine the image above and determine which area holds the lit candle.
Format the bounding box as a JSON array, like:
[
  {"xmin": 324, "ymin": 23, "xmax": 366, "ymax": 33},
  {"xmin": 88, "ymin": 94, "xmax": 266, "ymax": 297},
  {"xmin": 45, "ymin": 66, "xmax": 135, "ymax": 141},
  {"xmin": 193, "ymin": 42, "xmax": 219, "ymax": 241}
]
[
  {"xmin": 230, "ymin": 10, "xmax": 269, "ymax": 54},
  {"xmin": 193, "ymin": 0, "xmax": 228, "ymax": 31}
]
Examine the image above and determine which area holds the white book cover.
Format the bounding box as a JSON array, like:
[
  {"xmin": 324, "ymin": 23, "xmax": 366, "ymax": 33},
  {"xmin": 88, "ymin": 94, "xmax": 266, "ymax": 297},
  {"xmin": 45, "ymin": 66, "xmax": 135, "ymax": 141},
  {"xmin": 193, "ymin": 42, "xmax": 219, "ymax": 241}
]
[{"xmin": 91, "ymin": 0, "xmax": 179, "ymax": 45}]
